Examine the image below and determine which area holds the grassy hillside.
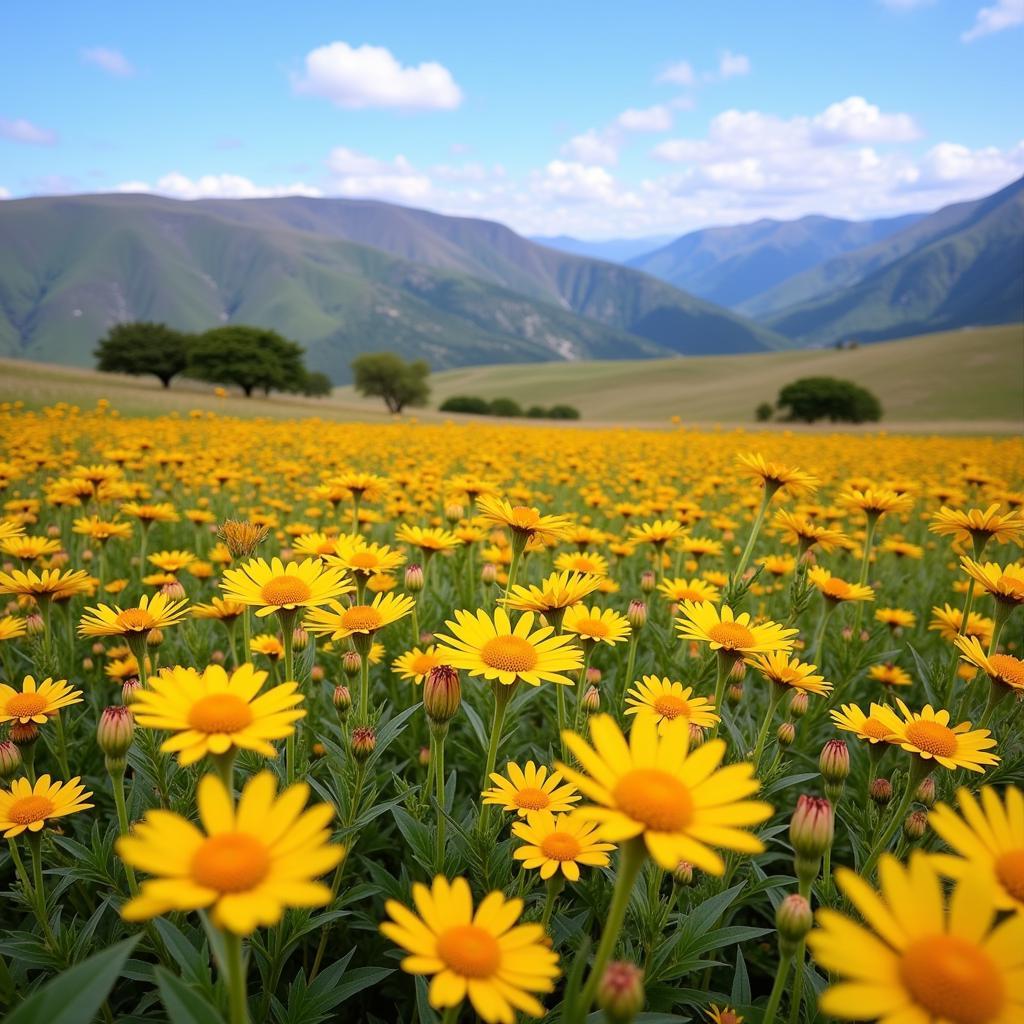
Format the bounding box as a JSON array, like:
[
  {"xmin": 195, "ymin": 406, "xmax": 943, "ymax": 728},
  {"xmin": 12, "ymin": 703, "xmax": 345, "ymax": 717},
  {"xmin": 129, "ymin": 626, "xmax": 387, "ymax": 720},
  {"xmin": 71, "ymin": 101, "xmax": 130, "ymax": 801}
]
[{"xmin": 423, "ymin": 325, "xmax": 1023, "ymax": 426}]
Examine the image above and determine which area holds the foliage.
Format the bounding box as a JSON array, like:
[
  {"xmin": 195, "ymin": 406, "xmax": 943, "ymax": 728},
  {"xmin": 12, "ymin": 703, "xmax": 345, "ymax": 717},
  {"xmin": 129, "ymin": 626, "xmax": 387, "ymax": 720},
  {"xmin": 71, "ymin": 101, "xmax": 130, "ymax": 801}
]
[
  {"xmin": 94, "ymin": 321, "xmax": 192, "ymax": 388},
  {"xmin": 187, "ymin": 326, "xmax": 308, "ymax": 398},
  {"xmin": 487, "ymin": 397, "xmax": 523, "ymax": 417},
  {"xmin": 440, "ymin": 396, "xmax": 580, "ymax": 420},
  {"xmin": 439, "ymin": 395, "xmax": 491, "ymax": 415},
  {"xmin": 302, "ymin": 372, "xmax": 333, "ymax": 398},
  {"xmin": 776, "ymin": 376, "xmax": 882, "ymax": 423},
  {"xmin": 756, "ymin": 401, "xmax": 775, "ymax": 422},
  {"xmin": 351, "ymin": 352, "xmax": 430, "ymax": 414}
]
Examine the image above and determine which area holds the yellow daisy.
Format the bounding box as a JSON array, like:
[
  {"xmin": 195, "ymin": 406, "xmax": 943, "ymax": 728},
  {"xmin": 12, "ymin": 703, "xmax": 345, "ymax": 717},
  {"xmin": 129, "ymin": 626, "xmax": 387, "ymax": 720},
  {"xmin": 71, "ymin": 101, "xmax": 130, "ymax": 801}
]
[
  {"xmin": 675, "ymin": 601, "xmax": 797, "ymax": 659},
  {"xmin": 0, "ymin": 615, "xmax": 27, "ymax": 642},
  {"xmin": 79, "ymin": 591, "xmax": 190, "ymax": 637},
  {"xmin": 0, "ymin": 535, "xmax": 62, "ymax": 562},
  {"xmin": 500, "ymin": 570, "xmax": 603, "ymax": 615},
  {"xmin": 394, "ymin": 524, "xmax": 462, "ymax": 557},
  {"xmin": 192, "ymin": 598, "xmax": 247, "ymax": 624},
  {"xmin": 868, "ymin": 663, "xmax": 913, "ymax": 688},
  {"xmin": 840, "ymin": 487, "xmax": 914, "ymax": 518},
  {"xmin": 872, "ymin": 699, "xmax": 999, "ymax": 773},
  {"xmin": 930, "ymin": 603, "xmax": 993, "ymax": 645},
  {"xmin": 624, "ymin": 676, "xmax": 719, "ymax": 734},
  {"xmin": 327, "ymin": 537, "xmax": 407, "ymax": 580},
  {"xmin": 954, "ymin": 634, "xmax": 1024, "ymax": 695},
  {"xmin": 476, "ymin": 495, "xmax": 572, "ymax": 546},
  {"xmin": 0, "ymin": 775, "xmax": 93, "ymax": 838},
  {"xmin": 931, "ymin": 503, "xmax": 1024, "ymax": 547},
  {"xmin": 829, "ymin": 703, "xmax": 896, "ymax": 745},
  {"xmin": 512, "ymin": 811, "xmax": 615, "ymax": 881},
  {"xmin": 557, "ymin": 714, "xmax": 772, "ymax": 873},
  {"xmin": 562, "ymin": 605, "xmax": 632, "ymax": 647},
  {"xmin": 960, "ymin": 557, "xmax": 1024, "ymax": 606},
  {"xmin": 118, "ymin": 771, "xmax": 343, "ymax": 935},
  {"xmin": 657, "ymin": 577, "xmax": 720, "ymax": 605},
  {"xmin": 0, "ymin": 567, "xmax": 92, "ymax": 603},
  {"xmin": 482, "ymin": 762, "xmax": 581, "ymax": 816},
  {"xmin": 629, "ymin": 519, "xmax": 685, "ymax": 547},
  {"xmin": 393, "ymin": 645, "xmax": 450, "ymax": 685},
  {"xmin": 773, "ymin": 509, "xmax": 849, "ymax": 554},
  {"xmin": 929, "ymin": 785, "xmax": 1024, "ymax": 911},
  {"xmin": 808, "ymin": 852, "xmax": 1024, "ymax": 1024},
  {"xmin": 0, "ymin": 675, "xmax": 83, "ymax": 725},
  {"xmin": 746, "ymin": 653, "xmax": 832, "ymax": 696},
  {"xmin": 875, "ymin": 607, "xmax": 916, "ymax": 630},
  {"xmin": 131, "ymin": 663, "xmax": 305, "ymax": 765},
  {"xmin": 435, "ymin": 608, "xmax": 582, "ymax": 688},
  {"xmin": 555, "ymin": 551, "xmax": 610, "ymax": 577},
  {"xmin": 221, "ymin": 556, "xmax": 352, "ymax": 618},
  {"xmin": 380, "ymin": 875, "xmax": 560, "ymax": 1023},
  {"xmin": 304, "ymin": 592, "xmax": 416, "ymax": 641},
  {"xmin": 737, "ymin": 453, "xmax": 819, "ymax": 496},
  {"xmin": 808, "ymin": 566, "xmax": 875, "ymax": 605}
]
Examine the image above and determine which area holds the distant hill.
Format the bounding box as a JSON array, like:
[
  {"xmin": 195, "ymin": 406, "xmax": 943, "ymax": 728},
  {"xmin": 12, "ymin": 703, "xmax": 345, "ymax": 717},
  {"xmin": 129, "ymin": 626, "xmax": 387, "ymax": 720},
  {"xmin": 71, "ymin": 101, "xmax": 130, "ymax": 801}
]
[
  {"xmin": 0, "ymin": 195, "xmax": 790, "ymax": 380},
  {"xmin": 763, "ymin": 176, "xmax": 1024, "ymax": 346},
  {"xmin": 627, "ymin": 213, "xmax": 922, "ymax": 312},
  {"xmin": 530, "ymin": 234, "xmax": 676, "ymax": 263}
]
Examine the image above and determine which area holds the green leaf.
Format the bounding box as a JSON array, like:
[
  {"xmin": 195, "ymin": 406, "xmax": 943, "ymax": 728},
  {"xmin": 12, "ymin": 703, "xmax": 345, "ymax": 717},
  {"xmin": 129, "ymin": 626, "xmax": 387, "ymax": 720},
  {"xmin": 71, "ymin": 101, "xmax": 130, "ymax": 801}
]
[
  {"xmin": 6, "ymin": 935, "xmax": 139, "ymax": 1024},
  {"xmin": 730, "ymin": 945, "xmax": 751, "ymax": 1005},
  {"xmin": 155, "ymin": 967, "xmax": 225, "ymax": 1024}
]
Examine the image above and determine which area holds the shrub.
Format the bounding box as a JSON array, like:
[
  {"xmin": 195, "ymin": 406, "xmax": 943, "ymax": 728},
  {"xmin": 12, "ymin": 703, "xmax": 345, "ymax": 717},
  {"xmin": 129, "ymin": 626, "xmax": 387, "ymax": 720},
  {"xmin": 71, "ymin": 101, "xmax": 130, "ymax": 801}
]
[
  {"xmin": 547, "ymin": 404, "xmax": 580, "ymax": 420},
  {"xmin": 776, "ymin": 376, "xmax": 882, "ymax": 423},
  {"xmin": 755, "ymin": 401, "xmax": 774, "ymax": 422},
  {"xmin": 488, "ymin": 398, "xmax": 523, "ymax": 417},
  {"xmin": 439, "ymin": 395, "xmax": 491, "ymax": 415},
  {"xmin": 302, "ymin": 372, "xmax": 333, "ymax": 397},
  {"xmin": 526, "ymin": 405, "xmax": 547, "ymax": 419},
  {"xmin": 351, "ymin": 353, "xmax": 430, "ymax": 413}
]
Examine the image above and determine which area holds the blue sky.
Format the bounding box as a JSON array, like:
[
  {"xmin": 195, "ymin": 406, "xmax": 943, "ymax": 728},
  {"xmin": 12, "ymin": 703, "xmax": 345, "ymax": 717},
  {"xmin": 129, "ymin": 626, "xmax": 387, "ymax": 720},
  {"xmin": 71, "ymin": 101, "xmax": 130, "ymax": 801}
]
[{"xmin": 2, "ymin": 0, "xmax": 1023, "ymax": 236}]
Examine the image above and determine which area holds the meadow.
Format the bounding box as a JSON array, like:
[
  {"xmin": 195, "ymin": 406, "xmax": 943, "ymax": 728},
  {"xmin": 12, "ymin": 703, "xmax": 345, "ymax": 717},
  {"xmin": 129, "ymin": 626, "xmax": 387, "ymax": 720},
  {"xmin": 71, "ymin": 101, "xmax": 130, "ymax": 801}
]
[{"xmin": 0, "ymin": 401, "xmax": 1022, "ymax": 1024}]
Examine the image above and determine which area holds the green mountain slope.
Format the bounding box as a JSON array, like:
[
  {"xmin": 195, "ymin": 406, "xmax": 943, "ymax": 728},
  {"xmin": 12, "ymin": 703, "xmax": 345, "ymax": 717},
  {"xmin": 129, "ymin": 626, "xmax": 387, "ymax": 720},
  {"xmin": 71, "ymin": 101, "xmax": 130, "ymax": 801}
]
[
  {"xmin": 191, "ymin": 195, "xmax": 791, "ymax": 353},
  {"xmin": 764, "ymin": 177, "xmax": 1024, "ymax": 346},
  {"xmin": 625, "ymin": 213, "xmax": 921, "ymax": 312}
]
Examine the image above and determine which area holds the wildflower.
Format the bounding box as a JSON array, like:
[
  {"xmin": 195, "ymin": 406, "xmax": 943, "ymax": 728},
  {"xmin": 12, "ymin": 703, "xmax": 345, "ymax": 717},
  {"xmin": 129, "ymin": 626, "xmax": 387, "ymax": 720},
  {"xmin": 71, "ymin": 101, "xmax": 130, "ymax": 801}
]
[
  {"xmin": 0, "ymin": 675, "xmax": 83, "ymax": 725},
  {"xmin": 0, "ymin": 775, "xmax": 92, "ymax": 838},
  {"xmin": 221, "ymin": 556, "xmax": 352, "ymax": 618},
  {"xmin": 512, "ymin": 810, "xmax": 614, "ymax": 881},
  {"xmin": 624, "ymin": 676, "xmax": 718, "ymax": 734},
  {"xmin": 483, "ymin": 762, "xmax": 580, "ymax": 816}
]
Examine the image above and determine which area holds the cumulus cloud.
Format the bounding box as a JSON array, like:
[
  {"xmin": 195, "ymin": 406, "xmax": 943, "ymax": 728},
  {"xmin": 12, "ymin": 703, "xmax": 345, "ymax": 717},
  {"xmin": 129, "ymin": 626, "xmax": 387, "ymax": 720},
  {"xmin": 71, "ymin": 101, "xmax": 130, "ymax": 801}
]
[
  {"xmin": 293, "ymin": 41, "xmax": 462, "ymax": 110},
  {"xmin": 616, "ymin": 104, "xmax": 673, "ymax": 132},
  {"xmin": 658, "ymin": 60, "xmax": 695, "ymax": 86},
  {"xmin": 326, "ymin": 147, "xmax": 432, "ymax": 201},
  {"xmin": 562, "ymin": 129, "xmax": 620, "ymax": 166},
  {"xmin": 962, "ymin": 0, "xmax": 1024, "ymax": 41},
  {"xmin": 717, "ymin": 51, "xmax": 751, "ymax": 79},
  {"xmin": 81, "ymin": 47, "xmax": 135, "ymax": 77},
  {"xmin": 115, "ymin": 173, "xmax": 323, "ymax": 199},
  {"xmin": 0, "ymin": 117, "xmax": 58, "ymax": 145}
]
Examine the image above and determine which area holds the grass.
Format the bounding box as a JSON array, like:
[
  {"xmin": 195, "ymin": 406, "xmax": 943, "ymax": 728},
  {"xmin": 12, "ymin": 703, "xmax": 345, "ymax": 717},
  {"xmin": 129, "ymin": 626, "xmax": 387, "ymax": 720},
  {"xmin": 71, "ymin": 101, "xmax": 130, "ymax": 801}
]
[{"xmin": 1, "ymin": 324, "xmax": 1020, "ymax": 432}]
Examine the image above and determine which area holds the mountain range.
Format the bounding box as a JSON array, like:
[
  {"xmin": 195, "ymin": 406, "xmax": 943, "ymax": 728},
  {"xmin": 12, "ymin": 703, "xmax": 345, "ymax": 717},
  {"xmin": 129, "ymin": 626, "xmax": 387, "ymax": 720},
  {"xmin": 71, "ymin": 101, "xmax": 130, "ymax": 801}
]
[{"xmin": 0, "ymin": 176, "xmax": 1021, "ymax": 381}]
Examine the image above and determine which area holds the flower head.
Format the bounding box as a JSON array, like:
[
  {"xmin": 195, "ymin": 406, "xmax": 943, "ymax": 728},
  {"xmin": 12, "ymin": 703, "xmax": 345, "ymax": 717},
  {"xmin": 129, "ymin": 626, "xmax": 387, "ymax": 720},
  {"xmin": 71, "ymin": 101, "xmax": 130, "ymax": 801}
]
[
  {"xmin": 512, "ymin": 810, "xmax": 614, "ymax": 881},
  {"xmin": 675, "ymin": 602, "xmax": 797, "ymax": 659},
  {"xmin": 738, "ymin": 453, "xmax": 819, "ymax": 496},
  {"xmin": 746, "ymin": 652, "xmax": 832, "ymax": 696},
  {"xmin": 562, "ymin": 605, "xmax": 632, "ymax": 647},
  {"xmin": 954, "ymin": 635, "xmax": 1024, "ymax": 693},
  {"xmin": 931, "ymin": 503, "xmax": 1024, "ymax": 547},
  {"xmin": 221, "ymin": 557, "xmax": 352, "ymax": 617},
  {"xmin": 960, "ymin": 558, "xmax": 1024, "ymax": 607},
  {"xmin": 79, "ymin": 591, "xmax": 190, "ymax": 638},
  {"xmin": 872, "ymin": 699, "xmax": 999, "ymax": 773},
  {"xmin": 0, "ymin": 675, "xmax": 83, "ymax": 725},
  {"xmin": 0, "ymin": 775, "xmax": 92, "ymax": 838},
  {"xmin": 500, "ymin": 570, "xmax": 602, "ymax": 614},
  {"xmin": 305, "ymin": 591, "xmax": 415, "ymax": 640},
  {"xmin": 482, "ymin": 761, "xmax": 580, "ymax": 816},
  {"xmin": 808, "ymin": 566, "xmax": 874, "ymax": 605},
  {"xmin": 624, "ymin": 676, "xmax": 719, "ymax": 734},
  {"xmin": 476, "ymin": 495, "xmax": 573, "ymax": 546}
]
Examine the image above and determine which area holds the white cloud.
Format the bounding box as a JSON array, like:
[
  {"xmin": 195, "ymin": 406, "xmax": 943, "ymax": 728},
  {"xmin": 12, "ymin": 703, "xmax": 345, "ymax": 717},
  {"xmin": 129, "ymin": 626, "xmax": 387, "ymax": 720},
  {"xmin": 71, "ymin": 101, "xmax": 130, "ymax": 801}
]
[
  {"xmin": 293, "ymin": 41, "xmax": 462, "ymax": 110},
  {"xmin": 907, "ymin": 139, "xmax": 1024, "ymax": 189},
  {"xmin": 326, "ymin": 147, "xmax": 433, "ymax": 201},
  {"xmin": 616, "ymin": 104, "xmax": 673, "ymax": 132},
  {"xmin": 0, "ymin": 117, "xmax": 57, "ymax": 145},
  {"xmin": 811, "ymin": 96, "xmax": 920, "ymax": 143},
  {"xmin": 81, "ymin": 47, "xmax": 135, "ymax": 77},
  {"xmin": 0, "ymin": 186, "xmax": 10, "ymax": 199},
  {"xmin": 658, "ymin": 60, "xmax": 695, "ymax": 86},
  {"xmin": 562, "ymin": 129, "xmax": 619, "ymax": 166},
  {"xmin": 115, "ymin": 173, "xmax": 322, "ymax": 199},
  {"xmin": 962, "ymin": 0, "xmax": 1024, "ymax": 41},
  {"xmin": 717, "ymin": 51, "xmax": 751, "ymax": 79}
]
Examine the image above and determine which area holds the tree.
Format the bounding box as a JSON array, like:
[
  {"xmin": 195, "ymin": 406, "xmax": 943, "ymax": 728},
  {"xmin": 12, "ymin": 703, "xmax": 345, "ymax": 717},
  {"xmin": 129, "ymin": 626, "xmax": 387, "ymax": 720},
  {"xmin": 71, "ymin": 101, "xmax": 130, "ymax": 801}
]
[
  {"xmin": 303, "ymin": 372, "xmax": 333, "ymax": 397},
  {"xmin": 776, "ymin": 376, "xmax": 882, "ymax": 424},
  {"xmin": 547, "ymin": 404, "xmax": 580, "ymax": 420},
  {"xmin": 351, "ymin": 353, "xmax": 430, "ymax": 414},
  {"xmin": 187, "ymin": 326, "xmax": 307, "ymax": 398},
  {"xmin": 488, "ymin": 397, "xmax": 523, "ymax": 417},
  {"xmin": 94, "ymin": 322, "xmax": 191, "ymax": 388},
  {"xmin": 755, "ymin": 401, "xmax": 774, "ymax": 422},
  {"xmin": 439, "ymin": 395, "xmax": 490, "ymax": 415}
]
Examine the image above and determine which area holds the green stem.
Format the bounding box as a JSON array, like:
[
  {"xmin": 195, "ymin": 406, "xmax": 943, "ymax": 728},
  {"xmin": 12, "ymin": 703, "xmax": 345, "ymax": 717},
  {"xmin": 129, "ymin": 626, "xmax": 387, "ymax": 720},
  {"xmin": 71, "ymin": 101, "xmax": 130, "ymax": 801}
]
[
  {"xmin": 280, "ymin": 611, "xmax": 296, "ymax": 783},
  {"xmin": 788, "ymin": 943, "xmax": 806, "ymax": 1024},
  {"xmin": 222, "ymin": 930, "xmax": 249, "ymax": 1024},
  {"xmin": 734, "ymin": 486, "xmax": 775, "ymax": 580},
  {"xmin": 27, "ymin": 834, "xmax": 57, "ymax": 949},
  {"xmin": 440, "ymin": 1006, "xmax": 459, "ymax": 1024},
  {"xmin": 988, "ymin": 600, "xmax": 1013, "ymax": 656},
  {"xmin": 752, "ymin": 685, "xmax": 785, "ymax": 771},
  {"xmin": 52, "ymin": 712, "xmax": 71, "ymax": 779},
  {"xmin": 762, "ymin": 953, "xmax": 794, "ymax": 1024},
  {"xmin": 359, "ymin": 651, "xmax": 371, "ymax": 724},
  {"xmin": 709, "ymin": 653, "xmax": 732, "ymax": 739},
  {"xmin": 540, "ymin": 874, "xmax": 564, "ymax": 930},
  {"xmin": 575, "ymin": 837, "xmax": 646, "ymax": 1021},
  {"xmin": 482, "ymin": 682, "xmax": 515, "ymax": 790},
  {"xmin": 8, "ymin": 839, "xmax": 34, "ymax": 901},
  {"xmin": 432, "ymin": 724, "xmax": 448, "ymax": 873},
  {"xmin": 110, "ymin": 767, "xmax": 138, "ymax": 895},
  {"xmin": 861, "ymin": 759, "xmax": 929, "ymax": 878},
  {"xmin": 852, "ymin": 514, "xmax": 879, "ymax": 636},
  {"xmin": 978, "ymin": 681, "xmax": 1008, "ymax": 730},
  {"xmin": 623, "ymin": 633, "xmax": 639, "ymax": 704},
  {"xmin": 573, "ymin": 645, "xmax": 594, "ymax": 733}
]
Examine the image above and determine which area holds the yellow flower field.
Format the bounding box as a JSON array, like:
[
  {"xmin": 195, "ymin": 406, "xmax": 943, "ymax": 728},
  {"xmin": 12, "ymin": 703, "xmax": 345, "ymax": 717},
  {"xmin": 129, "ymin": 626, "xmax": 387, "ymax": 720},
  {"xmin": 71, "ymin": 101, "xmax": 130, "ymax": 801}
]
[{"xmin": 0, "ymin": 399, "xmax": 1022, "ymax": 1024}]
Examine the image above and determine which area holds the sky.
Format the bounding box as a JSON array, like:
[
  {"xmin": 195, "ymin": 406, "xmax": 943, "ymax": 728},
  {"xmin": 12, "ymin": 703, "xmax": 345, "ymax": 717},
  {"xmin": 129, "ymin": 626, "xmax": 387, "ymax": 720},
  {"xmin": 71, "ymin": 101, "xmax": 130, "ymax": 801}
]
[{"xmin": 2, "ymin": 0, "xmax": 1023, "ymax": 238}]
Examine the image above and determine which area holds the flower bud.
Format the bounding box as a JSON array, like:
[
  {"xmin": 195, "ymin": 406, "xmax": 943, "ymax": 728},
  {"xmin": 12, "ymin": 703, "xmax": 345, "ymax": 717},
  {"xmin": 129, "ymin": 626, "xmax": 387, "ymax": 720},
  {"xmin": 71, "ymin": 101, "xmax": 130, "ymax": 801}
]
[
  {"xmin": 97, "ymin": 705, "xmax": 135, "ymax": 760},
  {"xmin": 673, "ymin": 861, "xmax": 694, "ymax": 887},
  {"xmin": 819, "ymin": 739, "xmax": 850, "ymax": 784},
  {"xmin": 583, "ymin": 685, "xmax": 601, "ymax": 713},
  {"xmin": 10, "ymin": 722, "xmax": 39, "ymax": 748},
  {"xmin": 729, "ymin": 658, "xmax": 747, "ymax": 680},
  {"xmin": 351, "ymin": 725, "xmax": 376, "ymax": 761},
  {"xmin": 80, "ymin": 548, "xmax": 94, "ymax": 563},
  {"xmin": 0, "ymin": 739, "xmax": 22, "ymax": 781},
  {"xmin": 640, "ymin": 570, "xmax": 656, "ymax": 593},
  {"xmin": 92, "ymin": 642, "xmax": 105, "ymax": 655},
  {"xmin": 904, "ymin": 809, "xmax": 928, "ymax": 842},
  {"xmin": 627, "ymin": 599, "xmax": 647, "ymax": 630},
  {"xmin": 481, "ymin": 562, "xmax": 497, "ymax": 587},
  {"xmin": 47, "ymin": 524, "xmax": 61, "ymax": 538},
  {"xmin": 161, "ymin": 580, "xmax": 187, "ymax": 601},
  {"xmin": 777, "ymin": 721, "xmax": 796, "ymax": 747},
  {"xmin": 727, "ymin": 683, "xmax": 744, "ymax": 706},
  {"xmin": 210, "ymin": 649, "xmax": 225, "ymax": 664},
  {"xmin": 915, "ymin": 777, "xmax": 936, "ymax": 808},
  {"xmin": 788, "ymin": 691, "xmax": 809, "ymax": 718},
  {"xmin": 776, "ymin": 893, "xmax": 813, "ymax": 957},
  {"xmin": 419, "ymin": 746, "xmax": 431, "ymax": 767},
  {"xmin": 870, "ymin": 776, "xmax": 893, "ymax": 807},
  {"xmin": 596, "ymin": 961, "xmax": 645, "ymax": 1024},
  {"xmin": 342, "ymin": 650, "xmax": 361, "ymax": 678},
  {"xmin": 444, "ymin": 502, "xmax": 464, "ymax": 524},
  {"xmin": 291, "ymin": 627, "xmax": 309, "ymax": 651},
  {"xmin": 82, "ymin": 657, "xmax": 94, "ymax": 671},
  {"xmin": 405, "ymin": 564, "xmax": 425, "ymax": 593},
  {"xmin": 790, "ymin": 795, "xmax": 834, "ymax": 887},
  {"xmin": 311, "ymin": 664, "xmax": 325, "ymax": 683},
  {"xmin": 26, "ymin": 614, "xmax": 45, "ymax": 636},
  {"xmin": 332, "ymin": 684, "xmax": 352, "ymax": 719},
  {"xmin": 688, "ymin": 722, "xmax": 706, "ymax": 748},
  {"xmin": 424, "ymin": 665, "xmax": 461, "ymax": 725},
  {"xmin": 311, "ymin": 741, "xmax": 326, "ymax": 759},
  {"xmin": 586, "ymin": 666, "xmax": 602, "ymax": 686},
  {"xmin": 146, "ymin": 628, "xmax": 163, "ymax": 648},
  {"xmin": 122, "ymin": 678, "xmax": 141, "ymax": 705}
]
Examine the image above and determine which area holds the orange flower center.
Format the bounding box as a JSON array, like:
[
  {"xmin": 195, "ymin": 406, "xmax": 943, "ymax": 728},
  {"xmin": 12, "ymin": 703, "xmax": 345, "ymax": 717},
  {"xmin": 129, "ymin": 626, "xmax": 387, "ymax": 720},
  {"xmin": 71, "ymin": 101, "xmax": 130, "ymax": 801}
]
[
  {"xmin": 8, "ymin": 794, "xmax": 55, "ymax": 825},
  {"xmin": 822, "ymin": 578, "xmax": 853, "ymax": 600},
  {"xmin": 436, "ymin": 924, "xmax": 501, "ymax": 978},
  {"xmin": 510, "ymin": 506, "xmax": 541, "ymax": 531},
  {"xmin": 513, "ymin": 787, "xmax": 551, "ymax": 811},
  {"xmin": 347, "ymin": 552, "xmax": 380, "ymax": 570},
  {"xmin": 117, "ymin": 609, "xmax": 157, "ymax": 632},
  {"xmin": 905, "ymin": 720, "xmax": 958, "ymax": 758},
  {"xmin": 540, "ymin": 831, "xmax": 582, "ymax": 861},
  {"xmin": 989, "ymin": 654, "xmax": 1024, "ymax": 689},
  {"xmin": 574, "ymin": 618, "xmax": 611, "ymax": 639},
  {"xmin": 341, "ymin": 606, "xmax": 384, "ymax": 632},
  {"xmin": 188, "ymin": 693, "xmax": 254, "ymax": 733},
  {"xmin": 613, "ymin": 768, "xmax": 694, "ymax": 832},
  {"xmin": 995, "ymin": 849, "xmax": 1024, "ymax": 903},
  {"xmin": 480, "ymin": 636, "xmax": 539, "ymax": 673},
  {"xmin": 862, "ymin": 717, "xmax": 892, "ymax": 740},
  {"xmin": 653, "ymin": 694, "xmax": 691, "ymax": 720},
  {"xmin": 410, "ymin": 654, "xmax": 440, "ymax": 676},
  {"xmin": 707, "ymin": 622, "xmax": 755, "ymax": 651},
  {"xmin": 996, "ymin": 574, "xmax": 1024, "ymax": 601},
  {"xmin": 898, "ymin": 934, "xmax": 1003, "ymax": 1024},
  {"xmin": 191, "ymin": 832, "xmax": 270, "ymax": 892},
  {"xmin": 260, "ymin": 575, "xmax": 313, "ymax": 606},
  {"xmin": 6, "ymin": 693, "xmax": 47, "ymax": 717},
  {"xmin": 676, "ymin": 589, "xmax": 705, "ymax": 602}
]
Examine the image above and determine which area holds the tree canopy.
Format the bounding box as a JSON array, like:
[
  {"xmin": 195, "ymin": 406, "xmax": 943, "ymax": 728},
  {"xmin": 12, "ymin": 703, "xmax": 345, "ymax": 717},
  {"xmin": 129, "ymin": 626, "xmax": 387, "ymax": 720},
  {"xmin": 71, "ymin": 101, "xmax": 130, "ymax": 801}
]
[
  {"xmin": 94, "ymin": 322, "xmax": 192, "ymax": 388},
  {"xmin": 776, "ymin": 376, "xmax": 882, "ymax": 423},
  {"xmin": 351, "ymin": 353, "xmax": 430, "ymax": 414},
  {"xmin": 187, "ymin": 326, "xmax": 308, "ymax": 397}
]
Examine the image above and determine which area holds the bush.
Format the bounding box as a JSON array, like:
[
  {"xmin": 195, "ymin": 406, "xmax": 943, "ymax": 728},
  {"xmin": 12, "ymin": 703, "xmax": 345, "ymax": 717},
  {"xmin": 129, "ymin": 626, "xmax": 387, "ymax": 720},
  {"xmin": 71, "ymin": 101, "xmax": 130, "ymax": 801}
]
[
  {"xmin": 755, "ymin": 401, "xmax": 774, "ymax": 422},
  {"xmin": 351, "ymin": 353, "xmax": 430, "ymax": 413},
  {"xmin": 488, "ymin": 397, "xmax": 523, "ymax": 418},
  {"xmin": 439, "ymin": 395, "xmax": 491, "ymax": 415},
  {"xmin": 302, "ymin": 372, "xmax": 333, "ymax": 397},
  {"xmin": 547, "ymin": 404, "xmax": 580, "ymax": 420},
  {"xmin": 526, "ymin": 405, "xmax": 547, "ymax": 419},
  {"xmin": 776, "ymin": 376, "xmax": 882, "ymax": 423}
]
